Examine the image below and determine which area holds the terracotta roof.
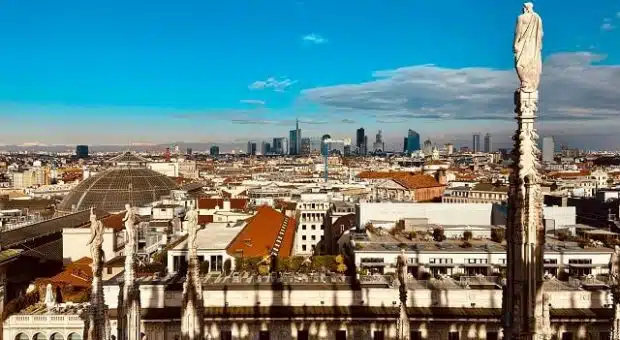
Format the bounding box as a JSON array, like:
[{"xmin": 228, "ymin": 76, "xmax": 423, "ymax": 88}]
[
  {"xmin": 390, "ymin": 174, "xmax": 444, "ymax": 190},
  {"xmin": 37, "ymin": 257, "xmax": 92, "ymax": 288},
  {"xmin": 548, "ymin": 170, "xmax": 591, "ymax": 179},
  {"xmin": 197, "ymin": 198, "xmax": 249, "ymax": 210},
  {"xmin": 100, "ymin": 212, "xmax": 125, "ymax": 231},
  {"xmin": 226, "ymin": 206, "xmax": 296, "ymax": 258},
  {"xmin": 356, "ymin": 171, "xmax": 416, "ymax": 179},
  {"xmin": 331, "ymin": 214, "xmax": 355, "ymax": 241},
  {"xmin": 471, "ymin": 183, "xmax": 509, "ymax": 193}
]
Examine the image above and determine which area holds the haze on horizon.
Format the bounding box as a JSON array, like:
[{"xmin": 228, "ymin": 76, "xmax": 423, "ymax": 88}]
[{"xmin": 1, "ymin": 0, "xmax": 619, "ymax": 149}]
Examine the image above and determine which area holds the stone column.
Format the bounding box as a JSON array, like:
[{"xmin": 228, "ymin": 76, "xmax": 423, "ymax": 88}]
[
  {"xmin": 119, "ymin": 204, "xmax": 141, "ymax": 340},
  {"xmin": 504, "ymin": 91, "xmax": 548, "ymax": 340},
  {"xmin": 181, "ymin": 207, "xmax": 204, "ymax": 340},
  {"xmin": 503, "ymin": 3, "xmax": 548, "ymax": 339}
]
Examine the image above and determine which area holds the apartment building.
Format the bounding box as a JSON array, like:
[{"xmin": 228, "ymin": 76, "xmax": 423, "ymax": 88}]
[{"xmin": 295, "ymin": 192, "xmax": 330, "ymax": 255}]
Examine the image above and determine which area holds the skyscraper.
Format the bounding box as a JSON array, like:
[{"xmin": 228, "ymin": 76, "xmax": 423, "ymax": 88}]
[
  {"xmin": 261, "ymin": 141, "xmax": 271, "ymax": 155},
  {"xmin": 289, "ymin": 119, "xmax": 302, "ymax": 155},
  {"xmin": 321, "ymin": 134, "xmax": 331, "ymax": 157},
  {"xmin": 75, "ymin": 145, "xmax": 89, "ymax": 159},
  {"xmin": 405, "ymin": 130, "xmax": 420, "ymax": 154},
  {"xmin": 247, "ymin": 141, "xmax": 257, "ymax": 155},
  {"xmin": 483, "ymin": 133, "xmax": 492, "ymax": 153},
  {"xmin": 300, "ymin": 138, "xmax": 311, "ymax": 155},
  {"xmin": 272, "ymin": 137, "xmax": 288, "ymax": 155},
  {"xmin": 403, "ymin": 137, "xmax": 408, "ymax": 153},
  {"xmin": 542, "ymin": 136, "xmax": 555, "ymax": 163},
  {"xmin": 472, "ymin": 133, "xmax": 481, "ymax": 153},
  {"xmin": 373, "ymin": 130, "xmax": 385, "ymax": 152},
  {"xmin": 356, "ymin": 127, "xmax": 366, "ymax": 155},
  {"xmin": 209, "ymin": 145, "xmax": 219, "ymax": 156}
]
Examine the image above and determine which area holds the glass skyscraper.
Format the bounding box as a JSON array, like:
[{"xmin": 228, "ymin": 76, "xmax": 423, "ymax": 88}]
[{"xmin": 405, "ymin": 130, "xmax": 420, "ymax": 153}]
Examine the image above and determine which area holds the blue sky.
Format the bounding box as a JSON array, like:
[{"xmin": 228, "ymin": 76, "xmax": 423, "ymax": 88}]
[{"xmin": 1, "ymin": 0, "xmax": 619, "ymax": 148}]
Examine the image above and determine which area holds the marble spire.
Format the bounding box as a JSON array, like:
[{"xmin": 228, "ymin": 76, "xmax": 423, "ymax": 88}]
[
  {"xmin": 610, "ymin": 246, "xmax": 620, "ymax": 340},
  {"xmin": 119, "ymin": 204, "xmax": 141, "ymax": 340},
  {"xmin": 396, "ymin": 249, "xmax": 410, "ymax": 340},
  {"xmin": 503, "ymin": 3, "xmax": 549, "ymax": 340},
  {"xmin": 87, "ymin": 208, "xmax": 106, "ymax": 340},
  {"xmin": 181, "ymin": 207, "xmax": 204, "ymax": 340}
]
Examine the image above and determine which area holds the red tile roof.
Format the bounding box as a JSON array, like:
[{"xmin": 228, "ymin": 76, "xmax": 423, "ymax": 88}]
[
  {"xmin": 391, "ymin": 174, "xmax": 444, "ymax": 190},
  {"xmin": 226, "ymin": 206, "xmax": 296, "ymax": 258},
  {"xmin": 101, "ymin": 213, "xmax": 125, "ymax": 231},
  {"xmin": 37, "ymin": 257, "xmax": 92, "ymax": 288},
  {"xmin": 197, "ymin": 198, "xmax": 248, "ymax": 210},
  {"xmin": 198, "ymin": 215, "xmax": 214, "ymax": 225}
]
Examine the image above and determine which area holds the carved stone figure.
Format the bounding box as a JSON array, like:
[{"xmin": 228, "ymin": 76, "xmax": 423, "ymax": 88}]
[
  {"xmin": 181, "ymin": 206, "xmax": 204, "ymax": 340},
  {"xmin": 610, "ymin": 245, "xmax": 620, "ymax": 285},
  {"xmin": 514, "ymin": 2, "xmax": 543, "ymax": 93},
  {"xmin": 87, "ymin": 207, "xmax": 105, "ymax": 264},
  {"xmin": 123, "ymin": 204, "xmax": 136, "ymax": 247},
  {"xmin": 87, "ymin": 207, "xmax": 106, "ymax": 340},
  {"xmin": 396, "ymin": 249, "xmax": 407, "ymax": 304},
  {"xmin": 120, "ymin": 204, "xmax": 141, "ymax": 340}
]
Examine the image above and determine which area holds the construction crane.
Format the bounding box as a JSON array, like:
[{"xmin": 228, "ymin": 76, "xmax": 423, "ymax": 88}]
[{"xmin": 322, "ymin": 137, "xmax": 352, "ymax": 182}]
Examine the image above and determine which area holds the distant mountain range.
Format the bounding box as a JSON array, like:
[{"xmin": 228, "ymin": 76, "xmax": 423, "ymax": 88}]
[{"xmin": 0, "ymin": 142, "xmax": 249, "ymax": 153}]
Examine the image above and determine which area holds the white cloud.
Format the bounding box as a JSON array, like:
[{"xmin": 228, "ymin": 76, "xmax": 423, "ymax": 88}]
[
  {"xmin": 249, "ymin": 77, "xmax": 297, "ymax": 92},
  {"xmin": 601, "ymin": 22, "xmax": 615, "ymax": 31},
  {"xmin": 240, "ymin": 99, "xmax": 266, "ymax": 105},
  {"xmin": 302, "ymin": 33, "xmax": 328, "ymax": 45},
  {"xmin": 301, "ymin": 52, "xmax": 620, "ymax": 124}
]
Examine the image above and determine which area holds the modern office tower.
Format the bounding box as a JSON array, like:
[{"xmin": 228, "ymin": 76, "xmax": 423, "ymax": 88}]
[
  {"xmin": 300, "ymin": 138, "xmax": 312, "ymax": 155},
  {"xmin": 542, "ymin": 136, "xmax": 555, "ymax": 163},
  {"xmin": 422, "ymin": 139, "xmax": 433, "ymax": 155},
  {"xmin": 445, "ymin": 143, "xmax": 454, "ymax": 155},
  {"xmin": 209, "ymin": 145, "xmax": 220, "ymax": 156},
  {"xmin": 355, "ymin": 127, "xmax": 366, "ymax": 155},
  {"xmin": 186, "ymin": 148, "xmax": 193, "ymax": 155},
  {"xmin": 289, "ymin": 119, "xmax": 302, "ymax": 155},
  {"xmin": 343, "ymin": 145, "xmax": 351, "ymax": 157},
  {"xmin": 472, "ymin": 133, "xmax": 481, "ymax": 153},
  {"xmin": 405, "ymin": 130, "xmax": 420, "ymax": 154},
  {"xmin": 247, "ymin": 141, "xmax": 257, "ymax": 155},
  {"xmin": 373, "ymin": 130, "xmax": 385, "ymax": 152},
  {"xmin": 483, "ymin": 133, "xmax": 492, "ymax": 153},
  {"xmin": 272, "ymin": 137, "xmax": 288, "ymax": 155},
  {"xmin": 403, "ymin": 137, "xmax": 408, "ymax": 153},
  {"xmin": 261, "ymin": 141, "xmax": 271, "ymax": 155},
  {"xmin": 75, "ymin": 145, "xmax": 89, "ymax": 159},
  {"xmin": 363, "ymin": 136, "xmax": 368, "ymax": 155}
]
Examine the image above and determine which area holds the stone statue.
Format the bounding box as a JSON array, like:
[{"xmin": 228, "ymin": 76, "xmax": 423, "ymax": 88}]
[
  {"xmin": 610, "ymin": 245, "xmax": 620, "ymax": 285},
  {"xmin": 396, "ymin": 249, "xmax": 408, "ymax": 304},
  {"xmin": 123, "ymin": 204, "xmax": 136, "ymax": 244},
  {"xmin": 87, "ymin": 207, "xmax": 105, "ymax": 263},
  {"xmin": 514, "ymin": 2, "xmax": 543, "ymax": 93},
  {"xmin": 184, "ymin": 208, "xmax": 199, "ymax": 249}
]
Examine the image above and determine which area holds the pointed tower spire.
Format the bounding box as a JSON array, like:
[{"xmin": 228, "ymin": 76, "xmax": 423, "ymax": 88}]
[{"xmin": 503, "ymin": 3, "xmax": 549, "ymax": 340}]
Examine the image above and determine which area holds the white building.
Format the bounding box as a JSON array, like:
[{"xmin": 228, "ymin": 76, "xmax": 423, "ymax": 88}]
[
  {"xmin": 167, "ymin": 222, "xmax": 244, "ymax": 273},
  {"xmin": 147, "ymin": 162, "xmax": 180, "ymax": 177},
  {"xmin": 295, "ymin": 193, "xmax": 330, "ymax": 255}
]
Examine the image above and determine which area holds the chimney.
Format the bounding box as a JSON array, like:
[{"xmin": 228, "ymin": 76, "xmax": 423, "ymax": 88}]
[{"xmin": 561, "ymin": 197, "xmax": 568, "ymax": 207}]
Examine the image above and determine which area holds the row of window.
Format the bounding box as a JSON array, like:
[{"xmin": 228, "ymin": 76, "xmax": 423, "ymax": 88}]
[
  {"xmin": 301, "ymin": 224, "xmax": 325, "ymax": 230},
  {"xmin": 15, "ymin": 333, "xmax": 81, "ymax": 340},
  {"xmin": 219, "ymin": 330, "xmax": 496, "ymax": 340},
  {"xmin": 301, "ymin": 235, "xmax": 324, "ymax": 241}
]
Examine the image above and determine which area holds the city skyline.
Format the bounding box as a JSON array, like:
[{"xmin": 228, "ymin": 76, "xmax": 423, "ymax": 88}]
[{"xmin": 1, "ymin": 0, "xmax": 620, "ymax": 147}]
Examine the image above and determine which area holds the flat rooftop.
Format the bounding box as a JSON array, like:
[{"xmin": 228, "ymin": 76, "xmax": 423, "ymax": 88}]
[{"xmin": 171, "ymin": 222, "xmax": 245, "ymax": 251}]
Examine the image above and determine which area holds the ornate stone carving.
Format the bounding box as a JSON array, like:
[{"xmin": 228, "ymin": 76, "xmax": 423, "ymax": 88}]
[
  {"xmin": 514, "ymin": 2, "xmax": 543, "ymax": 93},
  {"xmin": 181, "ymin": 207, "xmax": 204, "ymax": 340},
  {"xmin": 610, "ymin": 246, "xmax": 620, "ymax": 340},
  {"xmin": 503, "ymin": 4, "xmax": 548, "ymax": 340},
  {"xmin": 87, "ymin": 207, "xmax": 106, "ymax": 340},
  {"xmin": 119, "ymin": 204, "xmax": 141, "ymax": 340},
  {"xmin": 396, "ymin": 249, "xmax": 410, "ymax": 340}
]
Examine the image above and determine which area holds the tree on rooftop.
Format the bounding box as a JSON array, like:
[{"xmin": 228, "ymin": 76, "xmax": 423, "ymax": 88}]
[{"xmin": 432, "ymin": 227, "xmax": 446, "ymax": 242}]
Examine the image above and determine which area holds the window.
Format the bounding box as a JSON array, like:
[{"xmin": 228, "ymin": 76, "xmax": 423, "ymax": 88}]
[
  {"xmin": 67, "ymin": 333, "xmax": 82, "ymax": 340},
  {"xmin": 302, "ymin": 235, "xmax": 306, "ymax": 240},
  {"xmin": 486, "ymin": 332, "xmax": 498, "ymax": 340},
  {"xmin": 220, "ymin": 331, "xmax": 232, "ymax": 340},
  {"xmin": 14, "ymin": 334, "xmax": 28, "ymax": 340},
  {"xmin": 50, "ymin": 334, "xmax": 64, "ymax": 340},
  {"xmin": 561, "ymin": 333, "xmax": 574, "ymax": 340},
  {"xmin": 448, "ymin": 332, "xmax": 459, "ymax": 340},
  {"xmin": 335, "ymin": 330, "xmax": 347, "ymax": 340},
  {"xmin": 321, "ymin": 225, "xmax": 325, "ymax": 230},
  {"xmin": 107, "ymin": 267, "xmax": 113, "ymax": 275},
  {"xmin": 302, "ymin": 245, "xmax": 307, "ymax": 251},
  {"xmin": 33, "ymin": 334, "xmax": 46, "ymax": 340},
  {"xmin": 302, "ymin": 225, "xmax": 307, "ymax": 230},
  {"xmin": 311, "ymin": 235, "xmax": 316, "ymax": 241},
  {"xmin": 311, "ymin": 225, "xmax": 316, "ymax": 230},
  {"xmin": 259, "ymin": 331, "xmax": 270, "ymax": 340},
  {"xmin": 373, "ymin": 331, "xmax": 385, "ymax": 340},
  {"xmin": 210, "ymin": 255, "xmax": 223, "ymax": 272},
  {"xmin": 297, "ymin": 330, "xmax": 309, "ymax": 340},
  {"xmin": 410, "ymin": 331, "xmax": 422, "ymax": 340}
]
